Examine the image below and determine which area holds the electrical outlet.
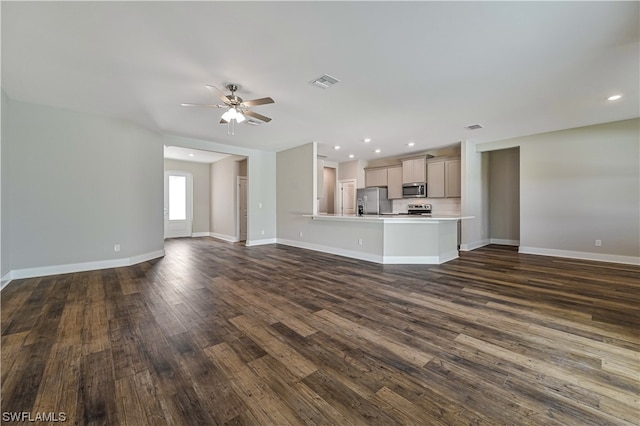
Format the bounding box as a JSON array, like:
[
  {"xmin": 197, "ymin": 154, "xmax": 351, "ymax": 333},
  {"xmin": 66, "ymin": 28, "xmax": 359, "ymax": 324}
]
[
  {"xmin": 114, "ymin": 244, "xmax": 121, "ymax": 252},
  {"xmin": 595, "ymin": 240, "xmax": 602, "ymax": 247},
  {"xmin": 358, "ymin": 238, "xmax": 363, "ymax": 245},
  {"xmin": 299, "ymin": 232, "xmax": 303, "ymax": 237},
  {"xmin": 261, "ymin": 230, "xmax": 265, "ymax": 235}
]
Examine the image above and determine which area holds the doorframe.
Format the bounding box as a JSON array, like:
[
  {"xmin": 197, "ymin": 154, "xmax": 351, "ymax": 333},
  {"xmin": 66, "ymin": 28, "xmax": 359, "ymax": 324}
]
[
  {"xmin": 237, "ymin": 176, "xmax": 248, "ymax": 242},
  {"xmin": 164, "ymin": 170, "xmax": 193, "ymax": 239}
]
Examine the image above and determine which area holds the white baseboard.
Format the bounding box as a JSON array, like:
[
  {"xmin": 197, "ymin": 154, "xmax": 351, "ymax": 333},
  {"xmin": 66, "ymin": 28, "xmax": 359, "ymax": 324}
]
[
  {"xmin": 519, "ymin": 246, "xmax": 640, "ymax": 265},
  {"xmin": 0, "ymin": 249, "xmax": 165, "ymax": 290},
  {"xmin": 245, "ymin": 238, "xmax": 277, "ymax": 247},
  {"xmin": 209, "ymin": 232, "xmax": 239, "ymax": 243},
  {"xmin": 459, "ymin": 239, "xmax": 490, "ymax": 251},
  {"xmin": 191, "ymin": 231, "xmax": 210, "ymax": 238},
  {"xmin": 490, "ymin": 238, "xmax": 520, "ymax": 246}
]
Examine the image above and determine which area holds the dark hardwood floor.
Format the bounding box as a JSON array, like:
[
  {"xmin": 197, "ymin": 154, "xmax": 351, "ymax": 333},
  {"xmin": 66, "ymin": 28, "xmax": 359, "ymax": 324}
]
[{"xmin": 1, "ymin": 238, "xmax": 639, "ymax": 425}]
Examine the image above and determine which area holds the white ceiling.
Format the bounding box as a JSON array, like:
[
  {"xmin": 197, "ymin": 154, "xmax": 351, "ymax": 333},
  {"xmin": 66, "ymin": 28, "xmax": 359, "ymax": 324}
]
[{"xmin": 2, "ymin": 2, "xmax": 638, "ymax": 163}]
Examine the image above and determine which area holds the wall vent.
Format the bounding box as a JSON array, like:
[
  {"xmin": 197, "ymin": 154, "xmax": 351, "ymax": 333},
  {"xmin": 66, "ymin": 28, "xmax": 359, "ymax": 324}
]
[
  {"xmin": 309, "ymin": 74, "xmax": 340, "ymax": 89},
  {"xmin": 465, "ymin": 124, "xmax": 484, "ymax": 130}
]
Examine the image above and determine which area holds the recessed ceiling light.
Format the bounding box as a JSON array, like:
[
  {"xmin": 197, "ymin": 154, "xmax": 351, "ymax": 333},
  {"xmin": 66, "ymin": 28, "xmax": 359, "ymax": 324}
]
[
  {"xmin": 188, "ymin": 153, "xmax": 195, "ymax": 157},
  {"xmin": 334, "ymin": 145, "xmax": 341, "ymax": 150},
  {"xmin": 363, "ymin": 138, "xmax": 371, "ymax": 143},
  {"xmin": 607, "ymin": 94, "xmax": 622, "ymax": 101},
  {"xmin": 349, "ymin": 154, "xmax": 355, "ymax": 158},
  {"xmin": 407, "ymin": 142, "xmax": 415, "ymax": 147},
  {"xmin": 374, "ymin": 149, "xmax": 381, "ymax": 153}
]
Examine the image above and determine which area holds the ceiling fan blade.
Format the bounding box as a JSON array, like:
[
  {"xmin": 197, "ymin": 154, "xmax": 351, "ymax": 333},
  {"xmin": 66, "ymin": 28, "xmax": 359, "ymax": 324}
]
[
  {"xmin": 244, "ymin": 110, "xmax": 272, "ymax": 123},
  {"xmin": 241, "ymin": 97, "xmax": 275, "ymax": 107},
  {"xmin": 181, "ymin": 103, "xmax": 226, "ymax": 108},
  {"xmin": 205, "ymin": 84, "xmax": 232, "ymax": 104},
  {"xmin": 220, "ymin": 118, "xmax": 228, "ymax": 124}
]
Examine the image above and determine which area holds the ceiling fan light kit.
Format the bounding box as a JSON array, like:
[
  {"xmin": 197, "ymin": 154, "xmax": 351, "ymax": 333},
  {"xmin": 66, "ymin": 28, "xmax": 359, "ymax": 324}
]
[{"xmin": 182, "ymin": 83, "xmax": 274, "ymax": 135}]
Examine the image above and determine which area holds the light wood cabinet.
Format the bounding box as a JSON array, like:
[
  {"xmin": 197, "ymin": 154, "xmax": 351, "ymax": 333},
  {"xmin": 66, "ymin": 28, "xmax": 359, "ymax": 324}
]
[
  {"xmin": 427, "ymin": 158, "xmax": 461, "ymax": 198},
  {"xmin": 427, "ymin": 161, "xmax": 445, "ymax": 198},
  {"xmin": 387, "ymin": 166, "xmax": 403, "ymax": 199},
  {"xmin": 445, "ymin": 159, "xmax": 461, "ymax": 198},
  {"xmin": 365, "ymin": 167, "xmax": 388, "ymax": 187},
  {"xmin": 402, "ymin": 157, "xmax": 426, "ymax": 184}
]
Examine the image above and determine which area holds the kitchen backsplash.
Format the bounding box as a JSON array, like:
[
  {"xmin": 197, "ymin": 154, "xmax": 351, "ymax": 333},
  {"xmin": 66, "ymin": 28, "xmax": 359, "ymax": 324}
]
[{"xmin": 392, "ymin": 197, "xmax": 461, "ymax": 215}]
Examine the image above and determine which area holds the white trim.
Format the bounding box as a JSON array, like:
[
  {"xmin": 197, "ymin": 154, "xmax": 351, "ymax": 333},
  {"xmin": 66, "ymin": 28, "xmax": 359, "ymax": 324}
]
[
  {"xmin": 0, "ymin": 249, "xmax": 165, "ymax": 289},
  {"xmin": 1, "ymin": 273, "xmax": 12, "ymax": 291},
  {"xmin": 518, "ymin": 246, "xmax": 640, "ymax": 265},
  {"xmin": 191, "ymin": 232, "xmax": 210, "ymax": 238},
  {"xmin": 245, "ymin": 238, "xmax": 277, "ymax": 247},
  {"xmin": 382, "ymin": 253, "xmax": 458, "ymax": 264},
  {"xmin": 489, "ymin": 238, "xmax": 520, "ymax": 246},
  {"xmin": 209, "ymin": 232, "xmax": 240, "ymax": 243},
  {"xmin": 459, "ymin": 239, "xmax": 490, "ymax": 251}
]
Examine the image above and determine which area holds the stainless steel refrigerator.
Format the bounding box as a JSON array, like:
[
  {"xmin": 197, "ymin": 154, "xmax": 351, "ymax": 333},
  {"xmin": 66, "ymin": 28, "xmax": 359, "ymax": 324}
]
[{"xmin": 356, "ymin": 187, "xmax": 392, "ymax": 215}]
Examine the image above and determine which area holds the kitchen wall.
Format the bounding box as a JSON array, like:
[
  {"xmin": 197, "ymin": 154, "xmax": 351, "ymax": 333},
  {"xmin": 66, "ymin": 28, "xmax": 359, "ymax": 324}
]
[
  {"xmin": 473, "ymin": 118, "xmax": 639, "ymax": 264},
  {"xmin": 2, "ymin": 98, "xmax": 165, "ymax": 279},
  {"xmin": 164, "ymin": 159, "xmax": 211, "ymax": 236},
  {"xmin": 338, "ymin": 159, "xmax": 365, "ymax": 188},
  {"xmin": 488, "ymin": 147, "xmax": 520, "ymax": 245},
  {"xmin": 392, "ymin": 198, "xmax": 461, "ymax": 215}
]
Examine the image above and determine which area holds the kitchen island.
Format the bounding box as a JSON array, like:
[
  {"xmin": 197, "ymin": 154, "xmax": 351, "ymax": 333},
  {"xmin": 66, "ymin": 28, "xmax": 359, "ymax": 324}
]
[{"xmin": 291, "ymin": 214, "xmax": 473, "ymax": 265}]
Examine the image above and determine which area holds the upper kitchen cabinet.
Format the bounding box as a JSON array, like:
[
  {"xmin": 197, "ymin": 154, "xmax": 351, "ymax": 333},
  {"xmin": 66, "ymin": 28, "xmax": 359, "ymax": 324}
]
[
  {"xmin": 445, "ymin": 159, "xmax": 461, "ymax": 197},
  {"xmin": 402, "ymin": 157, "xmax": 426, "ymax": 184},
  {"xmin": 427, "ymin": 158, "xmax": 461, "ymax": 198},
  {"xmin": 365, "ymin": 167, "xmax": 388, "ymax": 187},
  {"xmin": 387, "ymin": 166, "xmax": 403, "ymax": 199}
]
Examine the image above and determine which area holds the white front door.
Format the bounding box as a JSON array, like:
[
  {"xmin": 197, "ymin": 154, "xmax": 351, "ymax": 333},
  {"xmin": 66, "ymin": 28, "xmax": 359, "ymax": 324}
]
[
  {"xmin": 238, "ymin": 176, "xmax": 248, "ymax": 241},
  {"xmin": 339, "ymin": 180, "xmax": 357, "ymax": 215},
  {"xmin": 164, "ymin": 171, "xmax": 193, "ymax": 238}
]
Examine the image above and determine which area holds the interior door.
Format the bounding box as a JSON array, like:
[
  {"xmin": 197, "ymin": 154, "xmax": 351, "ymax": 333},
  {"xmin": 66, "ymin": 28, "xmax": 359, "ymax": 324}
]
[
  {"xmin": 164, "ymin": 171, "xmax": 193, "ymax": 238},
  {"xmin": 340, "ymin": 180, "xmax": 356, "ymax": 215},
  {"xmin": 238, "ymin": 176, "xmax": 248, "ymax": 241}
]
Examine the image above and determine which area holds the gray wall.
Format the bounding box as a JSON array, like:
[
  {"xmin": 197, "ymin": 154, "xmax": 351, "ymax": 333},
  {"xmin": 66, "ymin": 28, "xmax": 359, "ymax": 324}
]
[
  {"xmin": 210, "ymin": 156, "xmax": 240, "ymax": 240},
  {"xmin": 164, "ymin": 159, "xmax": 211, "ymax": 235},
  {"xmin": 1, "ymin": 91, "xmax": 7, "ymax": 278},
  {"xmin": 472, "ymin": 118, "xmax": 639, "ymax": 263},
  {"xmin": 488, "ymin": 148, "xmax": 520, "ymax": 244},
  {"xmin": 276, "ymin": 142, "xmax": 315, "ymax": 242},
  {"xmin": 3, "ymin": 98, "xmax": 164, "ymax": 272}
]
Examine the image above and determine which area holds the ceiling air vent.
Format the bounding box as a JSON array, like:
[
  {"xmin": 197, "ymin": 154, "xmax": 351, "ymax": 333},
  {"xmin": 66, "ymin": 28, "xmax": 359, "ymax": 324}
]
[
  {"xmin": 309, "ymin": 74, "xmax": 340, "ymax": 89},
  {"xmin": 465, "ymin": 124, "xmax": 484, "ymax": 130}
]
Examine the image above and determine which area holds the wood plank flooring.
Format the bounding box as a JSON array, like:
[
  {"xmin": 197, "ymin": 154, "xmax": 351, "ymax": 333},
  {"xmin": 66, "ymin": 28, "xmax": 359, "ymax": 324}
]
[{"xmin": 1, "ymin": 239, "xmax": 639, "ymax": 425}]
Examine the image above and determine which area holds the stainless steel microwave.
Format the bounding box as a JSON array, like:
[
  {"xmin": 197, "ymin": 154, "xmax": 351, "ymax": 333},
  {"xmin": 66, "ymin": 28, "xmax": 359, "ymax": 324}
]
[{"xmin": 402, "ymin": 182, "xmax": 427, "ymax": 198}]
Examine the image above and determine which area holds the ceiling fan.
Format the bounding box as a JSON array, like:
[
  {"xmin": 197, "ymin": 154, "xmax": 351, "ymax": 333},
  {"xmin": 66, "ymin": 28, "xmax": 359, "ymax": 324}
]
[{"xmin": 181, "ymin": 84, "xmax": 274, "ymax": 135}]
